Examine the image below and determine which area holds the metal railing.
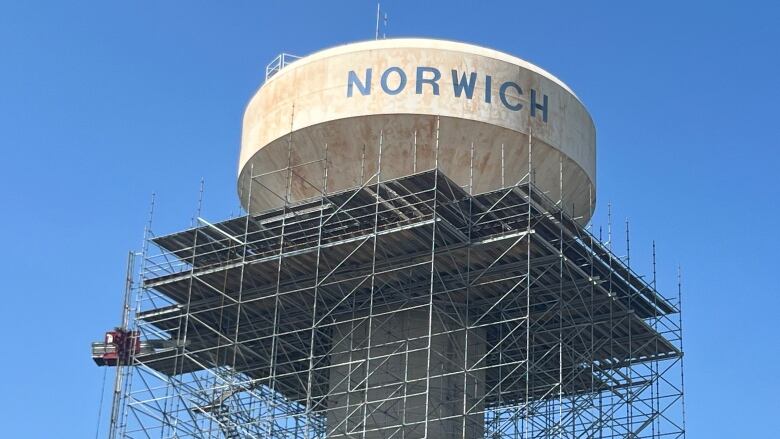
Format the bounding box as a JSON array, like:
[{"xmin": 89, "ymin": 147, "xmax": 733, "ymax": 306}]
[{"xmin": 265, "ymin": 53, "xmax": 301, "ymax": 82}]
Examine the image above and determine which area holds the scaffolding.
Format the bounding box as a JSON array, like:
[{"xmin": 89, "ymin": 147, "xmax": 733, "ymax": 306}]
[{"xmin": 105, "ymin": 128, "xmax": 685, "ymax": 439}]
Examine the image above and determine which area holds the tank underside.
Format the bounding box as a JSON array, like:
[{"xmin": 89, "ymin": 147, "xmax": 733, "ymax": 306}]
[{"xmin": 239, "ymin": 114, "xmax": 594, "ymax": 224}]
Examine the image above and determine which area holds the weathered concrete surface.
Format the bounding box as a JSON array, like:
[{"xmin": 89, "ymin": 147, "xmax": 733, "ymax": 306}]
[
  {"xmin": 238, "ymin": 38, "xmax": 596, "ymax": 222},
  {"xmin": 328, "ymin": 309, "xmax": 486, "ymax": 438}
]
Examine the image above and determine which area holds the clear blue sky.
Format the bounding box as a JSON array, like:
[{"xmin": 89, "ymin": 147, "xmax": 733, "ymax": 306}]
[{"xmin": 0, "ymin": 1, "xmax": 777, "ymax": 437}]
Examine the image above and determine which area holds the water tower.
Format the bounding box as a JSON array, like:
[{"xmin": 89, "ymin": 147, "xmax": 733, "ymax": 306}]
[{"xmin": 94, "ymin": 39, "xmax": 685, "ymax": 439}]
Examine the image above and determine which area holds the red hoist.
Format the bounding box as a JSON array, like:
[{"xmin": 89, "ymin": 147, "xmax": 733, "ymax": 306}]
[
  {"xmin": 91, "ymin": 252, "xmax": 184, "ymax": 367},
  {"xmin": 92, "ymin": 328, "xmax": 184, "ymax": 366},
  {"xmin": 92, "ymin": 328, "xmax": 142, "ymax": 367}
]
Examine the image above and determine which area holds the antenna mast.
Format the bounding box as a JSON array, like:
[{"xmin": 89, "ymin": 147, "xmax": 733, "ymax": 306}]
[
  {"xmin": 375, "ymin": 2, "xmax": 388, "ymax": 39},
  {"xmin": 375, "ymin": 2, "xmax": 380, "ymax": 40}
]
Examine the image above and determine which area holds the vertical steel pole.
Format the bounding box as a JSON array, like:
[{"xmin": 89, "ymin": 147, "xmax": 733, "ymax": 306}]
[{"xmin": 107, "ymin": 251, "xmax": 135, "ymax": 439}]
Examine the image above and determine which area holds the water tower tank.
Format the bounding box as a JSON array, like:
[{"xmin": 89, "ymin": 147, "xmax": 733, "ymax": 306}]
[
  {"xmin": 238, "ymin": 38, "xmax": 596, "ymax": 222},
  {"xmin": 93, "ymin": 37, "xmax": 685, "ymax": 439}
]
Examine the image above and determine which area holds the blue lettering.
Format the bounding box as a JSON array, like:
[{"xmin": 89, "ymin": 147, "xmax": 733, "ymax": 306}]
[
  {"xmin": 452, "ymin": 70, "xmax": 477, "ymax": 99},
  {"xmin": 499, "ymin": 81, "xmax": 523, "ymax": 111},
  {"xmin": 416, "ymin": 67, "xmax": 441, "ymax": 95},
  {"xmin": 347, "ymin": 67, "xmax": 548, "ymax": 123},
  {"xmin": 530, "ymin": 89, "xmax": 548, "ymax": 122},
  {"xmin": 347, "ymin": 69, "xmax": 372, "ymax": 97},
  {"xmin": 381, "ymin": 67, "xmax": 407, "ymax": 95}
]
